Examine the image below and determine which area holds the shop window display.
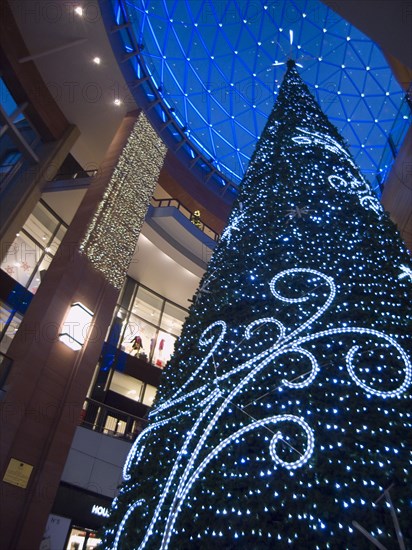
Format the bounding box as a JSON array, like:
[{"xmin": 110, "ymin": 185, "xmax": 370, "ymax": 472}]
[
  {"xmin": 115, "ymin": 280, "xmax": 188, "ymax": 369},
  {"xmin": 152, "ymin": 330, "xmax": 176, "ymax": 368},
  {"xmin": 120, "ymin": 313, "xmax": 157, "ymax": 362},
  {"xmin": 65, "ymin": 527, "xmax": 101, "ymax": 550}
]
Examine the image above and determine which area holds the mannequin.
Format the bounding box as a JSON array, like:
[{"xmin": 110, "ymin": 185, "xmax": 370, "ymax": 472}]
[{"xmin": 131, "ymin": 335, "xmax": 143, "ymax": 356}]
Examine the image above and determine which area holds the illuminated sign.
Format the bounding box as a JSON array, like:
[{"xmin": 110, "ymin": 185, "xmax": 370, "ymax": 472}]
[{"xmin": 91, "ymin": 505, "xmax": 110, "ymax": 518}]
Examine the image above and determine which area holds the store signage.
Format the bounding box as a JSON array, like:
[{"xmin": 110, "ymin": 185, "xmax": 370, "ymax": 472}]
[{"xmin": 91, "ymin": 504, "xmax": 110, "ymax": 518}]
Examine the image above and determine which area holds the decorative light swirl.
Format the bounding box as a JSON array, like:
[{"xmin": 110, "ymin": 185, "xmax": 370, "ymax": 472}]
[
  {"xmin": 280, "ymin": 347, "xmax": 320, "ymax": 388},
  {"xmin": 123, "ymin": 417, "xmax": 171, "ymax": 480},
  {"xmin": 219, "ymin": 268, "xmax": 335, "ymax": 383},
  {"xmin": 346, "ymin": 341, "xmax": 411, "ymax": 398},
  {"xmin": 399, "ymin": 265, "xmax": 412, "ymax": 281},
  {"xmin": 269, "ymin": 268, "xmax": 335, "ymax": 308},
  {"xmin": 291, "ymin": 127, "xmax": 383, "ymax": 216},
  {"xmin": 293, "ymin": 326, "xmax": 411, "ymax": 398},
  {"xmin": 359, "ymin": 195, "xmax": 383, "ymax": 215},
  {"xmin": 220, "ymin": 212, "xmax": 245, "ymax": 244},
  {"xmin": 118, "ymin": 268, "xmax": 411, "ymax": 550},
  {"xmin": 160, "ymin": 415, "xmax": 314, "ymax": 550},
  {"xmin": 110, "ymin": 499, "xmax": 145, "ymax": 550},
  {"xmin": 269, "ymin": 415, "xmax": 315, "ymax": 468},
  {"xmin": 245, "ymin": 317, "xmax": 286, "ymax": 342},
  {"xmin": 327, "ymin": 174, "xmax": 364, "ymax": 192},
  {"xmin": 136, "ymin": 390, "xmax": 222, "ymax": 550},
  {"xmin": 152, "ymin": 321, "xmax": 226, "ymax": 417},
  {"xmin": 150, "ymin": 382, "xmax": 219, "ymax": 420},
  {"xmin": 292, "ymin": 127, "xmax": 362, "ymax": 175}
]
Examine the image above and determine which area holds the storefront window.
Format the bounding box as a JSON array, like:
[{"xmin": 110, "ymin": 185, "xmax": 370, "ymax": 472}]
[
  {"xmin": 120, "ymin": 313, "xmax": 157, "ymax": 362},
  {"xmin": 142, "ymin": 384, "xmax": 157, "ymax": 407},
  {"xmin": 132, "ymin": 286, "xmax": 163, "ymax": 324},
  {"xmin": 27, "ymin": 202, "xmax": 60, "ymax": 241},
  {"xmin": 160, "ymin": 302, "xmax": 186, "ymax": 336},
  {"xmin": 152, "ymin": 330, "xmax": 176, "ymax": 368},
  {"xmin": 114, "ymin": 279, "xmax": 188, "ymax": 369},
  {"xmin": 29, "ymin": 254, "xmax": 53, "ymax": 294},
  {"xmin": 103, "ymin": 415, "xmax": 127, "ymax": 437},
  {"xmin": 1, "ymin": 233, "xmax": 42, "ymax": 287},
  {"xmin": 65, "ymin": 527, "xmax": 101, "ymax": 550},
  {"xmin": 0, "ymin": 200, "xmax": 67, "ymax": 293},
  {"xmin": 49, "ymin": 225, "xmax": 67, "ymax": 254},
  {"xmin": 109, "ymin": 371, "xmax": 145, "ymax": 402},
  {"xmin": 108, "ymin": 371, "xmax": 157, "ymax": 408}
]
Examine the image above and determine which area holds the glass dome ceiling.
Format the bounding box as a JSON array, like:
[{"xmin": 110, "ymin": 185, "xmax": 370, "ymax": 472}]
[{"xmin": 114, "ymin": 0, "xmax": 410, "ymax": 191}]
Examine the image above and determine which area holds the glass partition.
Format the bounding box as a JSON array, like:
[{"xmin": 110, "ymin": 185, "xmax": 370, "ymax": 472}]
[
  {"xmin": 131, "ymin": 286, "xmax": 163, "ymax": 324},
  {"xmin": 1, "ymin": 200, "xmax": 67, "ymax": 293},
  {"xmin": 0, "ymin": 301, "xmax": 23, "ymax": 354},
  {"xmin": 109, "ymin": 371, "xmax": 145, "ymax": 402},
  {"xmin": 109, "ymin": 371, "xmax": 156, "ymax": 408}
]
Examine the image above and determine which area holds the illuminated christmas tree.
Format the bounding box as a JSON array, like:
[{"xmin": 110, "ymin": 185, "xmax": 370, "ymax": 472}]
[{"xmin": 103, "ymin": 60, "xmax": 412, "ymax": 549}]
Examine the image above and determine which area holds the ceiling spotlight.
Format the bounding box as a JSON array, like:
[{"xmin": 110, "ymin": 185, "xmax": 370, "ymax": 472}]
[
  {"xmin": 74, "ymin": 6, "xmax": 83, "ymax": 16},
  {"xmin": 93, "ymin": 57, "xmax": 101, "ymax": 65},
  {"xmin": 114, "ymin": 98, "xmax": 122, "ymax": 106}
]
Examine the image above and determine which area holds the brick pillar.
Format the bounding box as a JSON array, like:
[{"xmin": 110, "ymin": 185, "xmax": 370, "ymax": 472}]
[{"xmin": 0, "ymin": 110, "xmax": 166, "ymax": 549}]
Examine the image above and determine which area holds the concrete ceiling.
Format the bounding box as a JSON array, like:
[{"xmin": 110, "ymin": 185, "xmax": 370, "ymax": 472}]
[{"xmin": 9, "ymin": 0, "xmax": 133, "ymax": 169}]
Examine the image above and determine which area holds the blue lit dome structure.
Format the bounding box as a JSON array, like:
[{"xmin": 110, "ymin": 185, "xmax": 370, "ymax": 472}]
[{"xmin": 109, "ymin": 0, "xmax": 410, "ymax": 197}]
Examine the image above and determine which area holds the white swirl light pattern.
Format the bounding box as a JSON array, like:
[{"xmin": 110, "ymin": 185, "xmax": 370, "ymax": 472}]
[
  {"xmin": 399, "ymin": 265, "xmax": 412, "ymax": 281},
  {"xmin": 111, "ymin": 499, "xmax": 145, "ymax": 550},
  {"xmin": 112, "ymin": 268, "xmax": 411, "ymax": 549},
  {"xmin": 220, "ymin": 213, "xmax": 245, "ymax": 244},
  {"xmin": 292, "ymin": 128, "xmax": 383, "ymax": 216}
]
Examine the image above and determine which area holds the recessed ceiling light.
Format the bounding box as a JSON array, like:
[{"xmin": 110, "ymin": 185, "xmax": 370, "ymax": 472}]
[
  {"xmin": 74, "ymin": 6, "xmax": 83, "ymax": 16},
  {"xmin": 114, "ymin": 98, "xmax": 122, "ymax": 106},
  {"xmin": 93, "ymin": 57, "xmax": 101, "ymax": 65}
]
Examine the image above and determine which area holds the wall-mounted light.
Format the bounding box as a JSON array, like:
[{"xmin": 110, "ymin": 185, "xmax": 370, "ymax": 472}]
[{"xmin": 59, "ymin": 302, "xmax": 94, "ymax": 351}]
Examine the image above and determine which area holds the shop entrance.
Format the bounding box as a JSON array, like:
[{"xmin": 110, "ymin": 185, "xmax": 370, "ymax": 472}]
[{"xmin": 65, "ymin": 527, "xmax": 101, "ymax": 550}]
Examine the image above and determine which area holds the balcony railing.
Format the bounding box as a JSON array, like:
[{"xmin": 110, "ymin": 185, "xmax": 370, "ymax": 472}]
[
  {"xmin": 151, "ymin": 196, "xmax": 220, "ymax": 242},
  {"xmin": 52, "ymin": 169, "xmax": 98, "ymax": 180},
  {"xmin": 80, "ymin": 397, "xmax": 149, "ymax": 442}
]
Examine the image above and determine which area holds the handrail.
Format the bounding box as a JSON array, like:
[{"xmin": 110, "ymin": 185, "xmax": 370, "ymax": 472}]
[
  {"xmin": 52, "ymin": 169, "xmax": 98, "ymax": 180},
  {"xmin": 80, "ymin": 396, "xmax": 149, "ymax": 442},
  {"xmin": 151, "ymin": 196, "xmax": 220, "ymax": 242},
  {"xmin": 49, "ymin": 171, "xmax": 221, "ymax": 241}
]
